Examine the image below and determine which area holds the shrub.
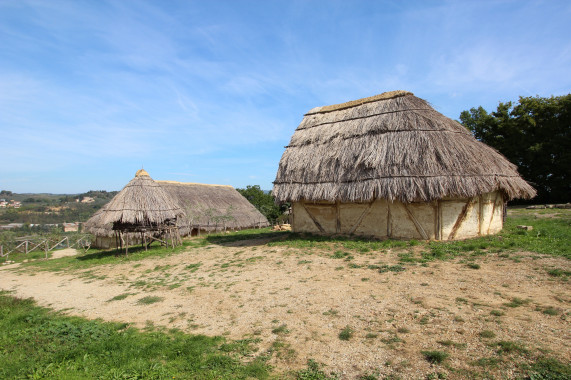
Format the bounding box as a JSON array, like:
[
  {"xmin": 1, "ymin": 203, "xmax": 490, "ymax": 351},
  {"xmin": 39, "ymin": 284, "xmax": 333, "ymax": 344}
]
[
  {"xmin": 421, "ymin": 350, "xmax": 449, "ymax": 364},
  {"xmin": 338, "ymin": 326, "xmax": 354, "ymax": 341}
]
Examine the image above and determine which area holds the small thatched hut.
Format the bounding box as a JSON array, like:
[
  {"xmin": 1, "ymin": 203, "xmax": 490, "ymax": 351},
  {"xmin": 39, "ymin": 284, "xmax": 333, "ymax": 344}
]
[
  {"xmin": 85, "ymin": 169, "xmax": 184, "ymax": 250},
  {"xmin": 273, "ymin": 91, "xmax": 536, "ymax": 240},
  {"xmin": 157, "ymin": 181, "xmax": 269, "ymax": 236}
]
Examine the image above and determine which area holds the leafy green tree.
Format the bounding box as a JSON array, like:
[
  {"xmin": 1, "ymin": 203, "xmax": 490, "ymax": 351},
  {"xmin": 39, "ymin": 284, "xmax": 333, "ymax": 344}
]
[
  {"xmin": 236, "ymin": 185, "xmax": 288, "ymax": 223},
  {"xmin": 460, "ymin": 94, "xmax": 570, "ymax": 203}
]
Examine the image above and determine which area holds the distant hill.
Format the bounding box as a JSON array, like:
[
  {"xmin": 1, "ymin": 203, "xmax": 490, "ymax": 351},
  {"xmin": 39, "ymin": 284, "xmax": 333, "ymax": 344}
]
[{"xmin": 0, "ymin": 190, "xmax": 118, "ymax": 225}]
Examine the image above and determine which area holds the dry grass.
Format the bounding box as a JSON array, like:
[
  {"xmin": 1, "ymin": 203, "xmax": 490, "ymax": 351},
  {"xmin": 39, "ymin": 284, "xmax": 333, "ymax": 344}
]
[{"xmin": 1, "ymin": 234, "xmax": 568, "ymax": 378}]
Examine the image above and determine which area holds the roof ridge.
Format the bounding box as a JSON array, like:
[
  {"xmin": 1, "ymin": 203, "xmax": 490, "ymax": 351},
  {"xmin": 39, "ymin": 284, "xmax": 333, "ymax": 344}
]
[
  {"xmin": 157, "ymin": 180, "xmax": 233, "ymax": 188},
  {"xmin": 306, "ymin": 90, "xmax": 413, "ymax": 115}
]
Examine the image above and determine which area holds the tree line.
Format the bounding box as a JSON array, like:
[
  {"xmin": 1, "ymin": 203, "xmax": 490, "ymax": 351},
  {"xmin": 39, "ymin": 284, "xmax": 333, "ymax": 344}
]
[{"xmin": 460, "ymin": 94, "xmax": 570, "ymax": 204}]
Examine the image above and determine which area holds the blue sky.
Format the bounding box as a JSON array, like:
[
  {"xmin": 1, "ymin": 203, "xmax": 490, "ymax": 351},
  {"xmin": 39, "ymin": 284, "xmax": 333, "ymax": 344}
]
[{"xmin": 1, "ymin": 0, "xmax": 570, "ymax": 194}]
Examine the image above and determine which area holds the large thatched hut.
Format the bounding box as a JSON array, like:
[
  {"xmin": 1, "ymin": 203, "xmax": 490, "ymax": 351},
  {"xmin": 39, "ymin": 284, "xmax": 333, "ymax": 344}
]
[
  {"xmin": 85, "ymin": 169, "xmax": 184, "ymax": 250},
  {"xmin": 157, "ymin": 181, "xmax": 269, "ymax": 236},
  {"xmin": 86, "ymin": 173, "xmax": 269, "ymax": 248},
  {"xmin": 273, "ymin": 91, "xmax": 536, "ymax": 240}
]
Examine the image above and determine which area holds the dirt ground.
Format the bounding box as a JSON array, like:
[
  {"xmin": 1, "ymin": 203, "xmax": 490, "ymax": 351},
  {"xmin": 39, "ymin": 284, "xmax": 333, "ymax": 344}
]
[{"xmin": 0, "ymin": 240, "xmax": 569, "ymax": 379}]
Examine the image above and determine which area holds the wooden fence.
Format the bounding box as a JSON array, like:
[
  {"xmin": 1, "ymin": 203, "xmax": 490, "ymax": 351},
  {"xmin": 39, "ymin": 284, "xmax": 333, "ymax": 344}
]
[{"xmin": 0, "ymin": 235, "xmax": 91, "ymax": 261}]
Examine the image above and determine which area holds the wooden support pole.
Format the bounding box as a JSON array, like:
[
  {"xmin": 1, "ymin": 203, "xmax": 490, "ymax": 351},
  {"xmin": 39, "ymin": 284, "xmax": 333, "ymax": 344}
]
[
  {"xmin": 487, "ymin": 192, "xmax": 502, "ymax": 234},
  {"xmin": 387, "ymin": 202, "xmax": 392, "ymax": 238},
  {"xmin": 302, "ymin": 203, "xmax": 325, "ymax": 233},
  {"xmin": 349, "ymin": 200, "xmax": 375, "ymax": 235},
  {"xmin": 403, "ymin": 203, "xmax": 429, "ymax": 240},
  {"xmin": 433, "ymin": 201, "xmax": 440, "ymax": 241},
  {"xmin": 448, "ymin": 198, "xmax": 476, "ymax": 240},
  {"xmin": 335, "ymin": 201, "xmax": 341, "ymax": 234},
  {"xmin": 478, "ymin": 195, "xmax": 484, "ymax": 236}
]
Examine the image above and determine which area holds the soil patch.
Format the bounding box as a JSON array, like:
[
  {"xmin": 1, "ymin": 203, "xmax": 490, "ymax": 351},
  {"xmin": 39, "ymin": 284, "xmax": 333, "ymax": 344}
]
[{"xmin": 0, "ymin": 242, "xmax": 569, "ymax": 379}]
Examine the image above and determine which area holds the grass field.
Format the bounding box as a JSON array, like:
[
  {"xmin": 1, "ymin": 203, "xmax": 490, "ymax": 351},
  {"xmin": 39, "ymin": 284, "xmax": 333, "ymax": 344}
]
[
  {"xmin": 0, "ymin": 208, "xmax": 569, "ymax": 379},
  {"xmin": 0, "ymin": 292, "xmax": 271, "ymax": 379}
]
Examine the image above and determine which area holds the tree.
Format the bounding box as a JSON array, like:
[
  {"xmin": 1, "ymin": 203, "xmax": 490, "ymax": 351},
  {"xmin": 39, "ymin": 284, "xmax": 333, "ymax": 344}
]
[
  {"xmin": 460, "ymin": 94, "xmax": 570, "ymax": 203},
  {"xmin": 236, "ymin": 185, "xmax": 287, "ymax": 223}
]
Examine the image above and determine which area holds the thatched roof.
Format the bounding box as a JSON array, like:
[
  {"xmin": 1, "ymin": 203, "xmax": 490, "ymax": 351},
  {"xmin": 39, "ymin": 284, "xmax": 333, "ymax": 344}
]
[
  {"xmin": 273, "ymin": 91, "xmax": 536, "ymax": 203},
  {"xmin": 85, "ymin": 176, "xmax": 269, "ymax": 237},
  {"xmin": 157, "ymin": 181, "xmax": 269, "ymax": 233},
  {"xmin": 84, "ymin": 169, "xmax": 184, "ymax": 234}
]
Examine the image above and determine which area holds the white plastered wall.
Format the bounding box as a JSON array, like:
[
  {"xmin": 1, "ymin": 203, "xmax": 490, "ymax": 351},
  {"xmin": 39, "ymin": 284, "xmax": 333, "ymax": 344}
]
[{"xmin": 292, "ymin": 191, "xmax": 504, "ymax": 240}]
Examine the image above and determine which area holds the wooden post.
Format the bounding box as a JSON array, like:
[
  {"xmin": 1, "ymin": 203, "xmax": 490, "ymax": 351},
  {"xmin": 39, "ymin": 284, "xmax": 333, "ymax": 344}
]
[
  {"xmin": 387, "ymin": 202, "xmax": 392, "ymax": 238},
  {"xmin": 335, "ymin": 201, "xmax": 341, "ymax": 234},
  {"xmin": 478, "ymin": 195, "xmax": 484, "ymax": 236},
  {"xmin": 487, "ymin": 192, "xmax": 502, "ymax": 234},
  {"xmin": 66, "ymin": 236, "xmax": 70, "ymax": 248},
  {"xmin": 349, "ymin": 200, "xmax": 375, "ymax": 235},
  {"xmin": 403, "ymin": 203, "xmax": 429, "ymax": 240},
  {"xmin": 448, "ymin": 198, "xmax": 476, "ymax": 240},
  {"xmin": 25, "ymin": 241, "xmax": 29, "ymax": 254},
  {"xmin": 433, "ymin": 201, "xmax": 440, "ymax": 241},
  {"xmin": 44, "ymin": 241, "xmax": 48, "ymax": 259},
  {"xmin": 301, "ymin": 202, "xmax": 325, "ymax": 233}
]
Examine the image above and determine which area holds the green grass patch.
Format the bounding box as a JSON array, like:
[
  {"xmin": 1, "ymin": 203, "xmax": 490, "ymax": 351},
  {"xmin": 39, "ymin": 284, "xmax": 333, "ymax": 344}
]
[
  {"xmin": 437, "ymin": 340, "xmax": 466, "ymax": 349},
  {"xmin": 503, "ymin": 297, "xmax": 531, "ymax": 308},
  {"xmin": 493, "ymin": 340, "xmax": 528, "ymax": 354},
  {"xmin": 271, "ymin": 324, "xmax": 290, "ymax": 335},
  {"xmin": 527, "ymin": 356, "xmax": 571, "ymax": 379},
  {"xmin": 295, "ymin": 359, "xmax": 332, "ymax": 379},
  {"xmin": 18, "ymin": 240, "xmax": 204, "ymax": 273},
  {"xmin": 136, "ymin": 296, "xmax": 165, "ymax": 305},
  {"xmin": 0, "ymin": 292, "xmax": 269, "ymax": 379},
  {"xmin": 490, "ymin": 309, "xmax": 505, "ymax": 316},
  {"xmin": 547, "ymin": 268, "xmax": 571, "ymax": 277},
  {"xmin": 107, "ymin": 293, "xmax": 133, "ymax": 302},
  {"xmin": 540, "ymin": 306, "xmax": 561, "ymax": 316},
  {"xmin": 338, "ymin": 326, "xmax": 354, "ymax": 341},
  {"xmin": 378, "ymin": 264, "xmax": 405, "ymax": 273},
  {"xmin": 185, "ymin": 262, "xmax": 202, "ymax": 272},
  {"xmin": 421, "ymin": 350, "xmax": 449, "ymax": 364},
  {"xmin": 479, "ymin": 330, "xmax": 496, "ymax": 339},
  {"xmin": 471, "ymin": 357, "xmax": 501, "ymax": 368}
]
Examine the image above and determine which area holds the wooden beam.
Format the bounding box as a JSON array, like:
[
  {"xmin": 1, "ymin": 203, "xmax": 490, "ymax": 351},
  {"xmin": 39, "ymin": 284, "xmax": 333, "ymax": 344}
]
[
  {"xmin": 301, "ymin": 203, "xmax": 325, "ymax": 233},
  {"xmin": 335, "ymin": 201, "xmax": 341, "ymax": 234},
  {"xmin": 487, "ymin": 192, "xmax": 502, "ymax": 234},
  {"xmin": 348, "ymin": 200, "xmax": 375, "ymax": 235},
  {"xmin": 387, "ymin": 202, "xmax": 392, "ymax": 238},
  {"xmin": 404, "ymin": 203, "xmax": 429, "ymax": 240},
  {"xmin": 434, "ymin": 201, "xmax": 440, "ymax": 240},
  {"xmin": 478, "ymin": 195, "xmax": 484, "ymax": 236},
  {"xmin": 448, "ymin": 198, "xmax": 476, "ymax": 240}
]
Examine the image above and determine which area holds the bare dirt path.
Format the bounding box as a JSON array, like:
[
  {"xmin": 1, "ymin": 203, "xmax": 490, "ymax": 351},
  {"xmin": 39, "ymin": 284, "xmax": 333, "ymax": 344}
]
[{"xmin": 1, "ymin": 242, "xmax": 569, "ymax": 379}]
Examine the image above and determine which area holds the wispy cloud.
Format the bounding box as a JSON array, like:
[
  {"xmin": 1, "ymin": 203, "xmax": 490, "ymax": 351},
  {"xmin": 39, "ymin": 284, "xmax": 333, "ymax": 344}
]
[{"xmin": 1, "ymin": 0, "xmax": 569, "ymax": 192}]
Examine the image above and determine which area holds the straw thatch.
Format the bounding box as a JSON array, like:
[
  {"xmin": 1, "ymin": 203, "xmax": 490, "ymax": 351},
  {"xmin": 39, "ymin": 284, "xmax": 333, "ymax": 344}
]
[
  {"xmin": 157, "ymin": 181, "xmax": 269, "ymax": 234},
  {"xmin": 85, "ymin": 176, "xmax": 269, "ymax": 238},
  {"xmin": 273, "ymin": 91, "xmax": 536, "ymax": 203},
  {"xmin": 84, "ymin": 169, "xmax": 184, "ymax": 235}
]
